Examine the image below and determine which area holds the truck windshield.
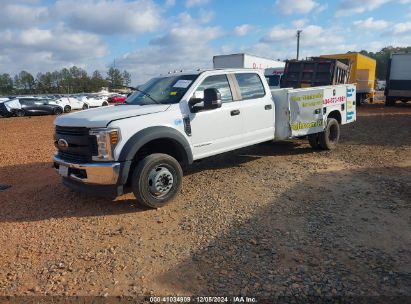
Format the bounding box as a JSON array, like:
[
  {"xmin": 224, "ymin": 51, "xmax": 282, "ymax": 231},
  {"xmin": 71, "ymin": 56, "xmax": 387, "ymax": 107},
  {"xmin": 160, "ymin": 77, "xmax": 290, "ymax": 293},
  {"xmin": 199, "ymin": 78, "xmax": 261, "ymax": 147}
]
[{"xmin": 126, "ymin": 74, "xmax": 198, "ymax": 105}]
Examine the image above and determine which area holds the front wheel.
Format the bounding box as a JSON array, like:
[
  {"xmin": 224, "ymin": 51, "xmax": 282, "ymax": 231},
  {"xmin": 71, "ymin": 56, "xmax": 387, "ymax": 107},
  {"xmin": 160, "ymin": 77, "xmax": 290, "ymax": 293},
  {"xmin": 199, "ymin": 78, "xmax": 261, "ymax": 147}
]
[
  {"xmin": 15, "ymin": 109, "xmax": 25, "ymax": 117},
  {"xmin": 131, "ymin": 153, "xmax": 183, "ymax": 208},
  {"xmin": 64, "ymin": 105, "xmax": 71, "ymax": 113},
  {"xmin": 54, "ymin": 107, "xmax": 63, "ymax": 115},
  {"xmin": 102, "ymin": 102, "xmax": 108, "ymax": 106},
  {"xmin": 319, "ymin": 118, "xmax": 340, "ymax": 150},
  {"xmin": 82, "ymin": 103, "xmax": 89, "ymax": 110}
]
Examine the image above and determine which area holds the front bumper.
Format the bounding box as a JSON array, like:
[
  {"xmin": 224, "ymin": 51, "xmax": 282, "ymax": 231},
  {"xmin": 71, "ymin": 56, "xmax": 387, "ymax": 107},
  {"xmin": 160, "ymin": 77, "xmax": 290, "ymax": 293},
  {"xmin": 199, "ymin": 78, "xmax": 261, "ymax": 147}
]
[{"xmin": 53, "ymin": 156, "xmax": 120, "ymax": 185}]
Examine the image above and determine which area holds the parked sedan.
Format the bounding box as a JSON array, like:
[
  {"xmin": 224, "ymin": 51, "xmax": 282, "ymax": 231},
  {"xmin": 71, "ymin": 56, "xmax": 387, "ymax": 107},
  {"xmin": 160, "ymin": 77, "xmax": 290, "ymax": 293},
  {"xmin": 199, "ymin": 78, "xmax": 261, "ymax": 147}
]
[
  {"xmin": 18, "ymin": 98, "xmax": 64, "ymax": 116},
  {"xmin": 50, "ymin": 96, "xmax": 85, "ymax": 112},
  {"xmin": 79, "ymin": 95, "xmax": 109, "ymax": 108},
  {"xmin": 108, "ymin": 94, "xmax": 126, "ymax": 104}
]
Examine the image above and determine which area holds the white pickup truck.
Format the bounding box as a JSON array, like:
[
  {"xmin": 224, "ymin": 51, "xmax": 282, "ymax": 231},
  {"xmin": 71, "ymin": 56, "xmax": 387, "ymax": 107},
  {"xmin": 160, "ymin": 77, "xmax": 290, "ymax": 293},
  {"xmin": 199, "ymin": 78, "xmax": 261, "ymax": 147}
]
[{"xmin": 53, "ymin": 69, "xmax": 356, "ymax": 208}]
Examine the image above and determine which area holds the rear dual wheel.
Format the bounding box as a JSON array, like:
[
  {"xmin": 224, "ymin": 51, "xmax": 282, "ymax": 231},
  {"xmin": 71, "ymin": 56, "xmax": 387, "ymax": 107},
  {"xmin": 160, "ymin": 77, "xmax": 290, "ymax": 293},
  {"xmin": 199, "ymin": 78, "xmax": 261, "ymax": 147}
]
[{"xmin": 308, "ymin": 118, "xmax": 340, "ymax": 150}]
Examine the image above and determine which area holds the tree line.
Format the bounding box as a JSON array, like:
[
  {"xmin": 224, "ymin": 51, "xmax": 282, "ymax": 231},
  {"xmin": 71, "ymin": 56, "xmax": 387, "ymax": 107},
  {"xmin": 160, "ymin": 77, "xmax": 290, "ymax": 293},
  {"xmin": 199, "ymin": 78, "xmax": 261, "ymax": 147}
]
[
  {"xmin": 1, "ymin": 46, "xmax": 409, "ymax": 95},
  {"xmin": 0, "ymin": 66, "xmax": 132, "ymax": 95}
]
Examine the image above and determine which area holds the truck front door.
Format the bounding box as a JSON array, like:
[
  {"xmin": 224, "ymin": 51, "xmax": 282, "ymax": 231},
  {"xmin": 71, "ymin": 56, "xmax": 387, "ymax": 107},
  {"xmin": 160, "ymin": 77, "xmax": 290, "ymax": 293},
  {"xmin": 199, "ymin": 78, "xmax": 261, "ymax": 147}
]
[{"xmin": 188, "ymin": 74, "xmax": 245, "ymax": 160}]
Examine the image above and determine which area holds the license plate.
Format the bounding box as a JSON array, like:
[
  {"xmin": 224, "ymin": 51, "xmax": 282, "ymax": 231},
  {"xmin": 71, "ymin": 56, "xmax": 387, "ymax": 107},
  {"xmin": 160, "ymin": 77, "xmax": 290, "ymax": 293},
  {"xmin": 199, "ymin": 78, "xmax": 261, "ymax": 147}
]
[{"xmin": 58, "ymin": 165, "xmax": 69, "ymax": 177}]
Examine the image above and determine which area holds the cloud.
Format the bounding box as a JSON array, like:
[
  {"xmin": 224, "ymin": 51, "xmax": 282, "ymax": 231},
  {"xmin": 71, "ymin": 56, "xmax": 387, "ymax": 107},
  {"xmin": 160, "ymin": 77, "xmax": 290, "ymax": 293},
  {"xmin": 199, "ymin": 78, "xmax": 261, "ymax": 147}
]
[
  {"xmin": 234, "ymin": 24, "xmax": 253, "ymax": 36},
  {"xmin": 165, "ymin": 0, "xmax": 176, "ymax": 7},
  {"xmin": 149, "ymin": 13, "xmax": 222, "ymax": 46},
  {"xmin": 259, "ymin": 24, "xmax": 351, "ymax": 59},
  {"xmin": 275, "ymin": 0, "xmax": 319, "ymax": 15},
  {"xmin": 199, "ymin": 10, "xmax": 215, "ymax": 23},
  {"xmin": 185, "ymin": 0, "xmax": 209, "ymax": 8},
  {"xmin": 0, "ymin": 3, "xmax": 49, "ymax": 28},
  {"xmin": 315, "ymin": 3, "xmax": 328, "ymax": 13},
  {"xmin": 261, "ymin": 24, "xmax": 344, "ymax": 47},
  {"xmin": 353, "ymin": 17, "xmax": 389, "ymax": 30},
  {"xmin": 0, "ymin": 27, "xmax": 108, "ymax": 74},
  {"xmin": 53, "ymin": 0, "xmax": 161, "ymax": 35},
  {"xmin": 336, "ymin": 0, "xmax": 391, "ymax": 16},
  {"xmin": 117, "ymin": 13, "xmax": 223, "ymax": 84},
  {"xmin": 391, "ymin": 21, "xmax": 411, "ymax": 34}
]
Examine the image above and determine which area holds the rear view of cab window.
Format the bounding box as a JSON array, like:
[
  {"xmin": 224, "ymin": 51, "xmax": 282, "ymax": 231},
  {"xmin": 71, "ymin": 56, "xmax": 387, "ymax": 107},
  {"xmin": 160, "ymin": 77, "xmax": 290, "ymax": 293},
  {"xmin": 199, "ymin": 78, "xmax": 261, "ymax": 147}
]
[{"xmin": 235, "ymin": 73, "xmax": 266, "ymax": 100}]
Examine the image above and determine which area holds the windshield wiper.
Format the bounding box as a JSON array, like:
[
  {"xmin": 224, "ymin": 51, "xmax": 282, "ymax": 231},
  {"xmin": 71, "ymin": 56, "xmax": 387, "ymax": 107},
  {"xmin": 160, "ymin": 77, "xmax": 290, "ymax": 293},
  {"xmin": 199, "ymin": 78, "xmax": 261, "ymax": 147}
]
[{"xmin": 132, "ymin": 87, "xmax": 160, "ymax": 104}]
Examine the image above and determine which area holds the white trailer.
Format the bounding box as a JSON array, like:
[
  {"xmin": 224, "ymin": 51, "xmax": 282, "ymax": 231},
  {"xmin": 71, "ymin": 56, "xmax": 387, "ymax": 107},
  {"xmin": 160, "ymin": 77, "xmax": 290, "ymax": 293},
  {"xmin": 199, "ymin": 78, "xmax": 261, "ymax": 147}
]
[
  {"xmin": 385, "ymin": 53, "xmax": 411, "ymax": 106},
  {"xmin": 213, "ymin": 53, "xmax": 285, "ymax": 88}
]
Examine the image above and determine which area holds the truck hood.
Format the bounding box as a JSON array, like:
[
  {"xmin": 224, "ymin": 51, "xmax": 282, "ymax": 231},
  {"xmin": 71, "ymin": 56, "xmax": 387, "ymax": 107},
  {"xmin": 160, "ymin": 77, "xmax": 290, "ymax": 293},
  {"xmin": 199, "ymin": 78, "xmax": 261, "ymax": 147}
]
[{"xmin": 54, "ymin": 104, "xmax": 169, "ymax": 128}]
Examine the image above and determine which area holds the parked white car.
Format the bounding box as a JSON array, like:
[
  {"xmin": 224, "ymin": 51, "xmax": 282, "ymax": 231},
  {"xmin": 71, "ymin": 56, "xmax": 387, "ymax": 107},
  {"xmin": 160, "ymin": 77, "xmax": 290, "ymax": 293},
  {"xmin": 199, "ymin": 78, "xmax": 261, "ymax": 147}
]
[
  {"xmin": 81, "ymin": 95, "xmax": 109, "ymax": 108},
  {"xmin": 50, "ymin": 96, "xmax": 86, "ymax": 113}
]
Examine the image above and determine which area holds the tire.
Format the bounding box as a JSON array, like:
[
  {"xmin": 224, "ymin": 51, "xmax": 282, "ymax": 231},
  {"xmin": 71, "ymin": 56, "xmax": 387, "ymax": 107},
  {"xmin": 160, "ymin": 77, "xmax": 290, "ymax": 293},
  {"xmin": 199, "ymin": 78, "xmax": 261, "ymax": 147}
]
[
  {"xmin": 15, "ymin": 110, "xmax": 25, "ymax": 117},
  {"xmin": 308, "ymin": 133, "xmax": 321, "ymax": 149},
  {"xmin": 131, "ymin": 153, "xmax": 183, "ymax": 209},
  {"xmin": 54, "ymin": 107, "xmax": 63, "ymax": 115},
  {"xmin": 385, "ymin": 97, "xmax": 395, "ymax": 107},
  {"xmin": 102, "ymin": 102, "xmax": 108, "ymax": 106},
  {"xmin": 356, "ymin": 93, "xmax": 362, "ymax": 106},
  {"xmin": 64, "ymin": 105, "xmax": 71, "ymax": 113},
  {"xmin": 82, "ymin": 104, "xmax": 89, "ymax": 110},
  {"xmin": 319, "ymin": 118, "xmax": 340, "ymax": 150}
]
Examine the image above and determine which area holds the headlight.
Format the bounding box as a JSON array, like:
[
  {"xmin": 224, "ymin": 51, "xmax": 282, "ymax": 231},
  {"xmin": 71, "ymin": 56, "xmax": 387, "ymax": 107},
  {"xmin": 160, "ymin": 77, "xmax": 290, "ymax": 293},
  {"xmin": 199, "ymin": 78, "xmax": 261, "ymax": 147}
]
[{"xmin": 89, "ymin": 128, "xmax": 121, "ymax": 161}]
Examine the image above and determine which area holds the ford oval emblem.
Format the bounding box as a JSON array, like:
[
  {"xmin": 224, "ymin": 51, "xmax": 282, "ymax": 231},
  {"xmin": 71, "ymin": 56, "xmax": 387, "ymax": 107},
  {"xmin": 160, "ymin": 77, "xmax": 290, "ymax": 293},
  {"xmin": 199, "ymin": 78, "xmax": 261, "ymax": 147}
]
[{"xmin": 57, "ymin": 139, "xmax": 69, "ymax": 150}]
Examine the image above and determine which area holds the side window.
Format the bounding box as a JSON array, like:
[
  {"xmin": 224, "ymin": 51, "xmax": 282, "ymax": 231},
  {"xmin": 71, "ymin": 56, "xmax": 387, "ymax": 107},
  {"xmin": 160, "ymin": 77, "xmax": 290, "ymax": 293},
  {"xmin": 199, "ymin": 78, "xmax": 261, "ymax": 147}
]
[
  {"xmin": 194, "ymin": 74, "xmax": 233, "ymax": 103},
  {"xmin": 20, "ymin": 99, "xmax": 31, "ymax": 105},
  {"xmin": 235, "ymin": 73, "xmax": 266, "ymax": 100},
  {"xmin": 266, "ymin": 75, "xmax": 281, "ymax": 87}
]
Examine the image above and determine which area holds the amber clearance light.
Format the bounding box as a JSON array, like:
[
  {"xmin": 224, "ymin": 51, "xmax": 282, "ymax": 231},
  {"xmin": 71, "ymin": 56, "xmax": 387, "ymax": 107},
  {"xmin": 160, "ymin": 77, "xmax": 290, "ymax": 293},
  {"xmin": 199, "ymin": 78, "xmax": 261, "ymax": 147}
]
[{"xmin": 109, "ymin": 130, "xmax": 119, "ymax": 145}]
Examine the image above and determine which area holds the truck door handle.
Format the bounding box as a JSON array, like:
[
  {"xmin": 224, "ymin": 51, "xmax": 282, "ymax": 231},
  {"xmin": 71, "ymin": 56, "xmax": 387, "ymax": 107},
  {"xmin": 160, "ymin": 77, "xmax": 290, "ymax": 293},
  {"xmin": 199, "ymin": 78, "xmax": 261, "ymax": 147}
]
[
  {"xmin": 265, "ymin": 104, "xmax": 272, "ymax": 110},
  {"xmin": 231, "ymin": 109, "xmax": 240, "ymax": 116}
]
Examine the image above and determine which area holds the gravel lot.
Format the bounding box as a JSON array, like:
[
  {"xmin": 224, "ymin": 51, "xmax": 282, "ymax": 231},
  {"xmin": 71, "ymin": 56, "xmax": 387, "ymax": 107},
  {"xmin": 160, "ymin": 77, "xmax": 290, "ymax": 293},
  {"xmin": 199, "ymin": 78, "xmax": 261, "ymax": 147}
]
[{"xmin": 0, "ymin": 98, "xmax": 410, "ymax": 299}]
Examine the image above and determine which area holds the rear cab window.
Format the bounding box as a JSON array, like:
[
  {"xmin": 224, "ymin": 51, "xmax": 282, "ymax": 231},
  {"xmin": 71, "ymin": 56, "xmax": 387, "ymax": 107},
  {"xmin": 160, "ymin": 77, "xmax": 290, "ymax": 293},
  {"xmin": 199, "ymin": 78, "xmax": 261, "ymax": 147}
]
[{"xmin": 235, "ymin": 73, "xmax": 266, "ymax": 100}]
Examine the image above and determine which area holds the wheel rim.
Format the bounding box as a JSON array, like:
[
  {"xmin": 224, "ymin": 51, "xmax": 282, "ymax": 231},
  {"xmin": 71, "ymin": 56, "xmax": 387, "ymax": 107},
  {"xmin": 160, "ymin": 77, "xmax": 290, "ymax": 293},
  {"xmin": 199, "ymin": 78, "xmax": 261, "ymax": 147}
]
[
  {"xmin": 148, "ymin": 165, "xmax": 174, "ymax": 198},
  {"xmin": 328, "ymin": 124, "xmax": 338, "ymax": 142}
]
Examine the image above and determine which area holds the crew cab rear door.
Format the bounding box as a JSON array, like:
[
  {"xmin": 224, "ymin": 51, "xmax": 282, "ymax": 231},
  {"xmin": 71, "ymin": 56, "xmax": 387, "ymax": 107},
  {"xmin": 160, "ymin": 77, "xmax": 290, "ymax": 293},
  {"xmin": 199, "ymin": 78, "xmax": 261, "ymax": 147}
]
[{"xmin": 232, "ymin": 72, "xmax": 275, "ymax": 145}]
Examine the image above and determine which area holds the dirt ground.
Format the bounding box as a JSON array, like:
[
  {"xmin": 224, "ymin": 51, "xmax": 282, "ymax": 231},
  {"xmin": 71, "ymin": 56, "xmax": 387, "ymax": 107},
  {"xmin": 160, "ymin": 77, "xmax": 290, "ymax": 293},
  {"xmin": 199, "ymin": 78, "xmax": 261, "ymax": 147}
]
[{"xmin": 0, "ymin": 98, "xmax": 410, "ymax": 299}]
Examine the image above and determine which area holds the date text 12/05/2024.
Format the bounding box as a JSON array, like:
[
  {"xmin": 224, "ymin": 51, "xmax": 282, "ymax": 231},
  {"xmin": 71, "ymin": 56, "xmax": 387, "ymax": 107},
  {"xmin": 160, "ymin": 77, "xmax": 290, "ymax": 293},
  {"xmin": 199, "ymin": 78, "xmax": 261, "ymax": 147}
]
[{"xmin": 149, "ymin": 296, "xmax": 257, "ymax": 303}]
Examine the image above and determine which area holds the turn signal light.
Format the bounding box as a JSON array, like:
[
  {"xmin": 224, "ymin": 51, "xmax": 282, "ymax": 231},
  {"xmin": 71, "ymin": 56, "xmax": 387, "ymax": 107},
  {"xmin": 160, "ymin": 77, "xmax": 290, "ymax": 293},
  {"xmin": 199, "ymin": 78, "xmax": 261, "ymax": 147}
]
[{"xmin": 109, "ymin": 131, "xmax": 119, "ymax": 145}]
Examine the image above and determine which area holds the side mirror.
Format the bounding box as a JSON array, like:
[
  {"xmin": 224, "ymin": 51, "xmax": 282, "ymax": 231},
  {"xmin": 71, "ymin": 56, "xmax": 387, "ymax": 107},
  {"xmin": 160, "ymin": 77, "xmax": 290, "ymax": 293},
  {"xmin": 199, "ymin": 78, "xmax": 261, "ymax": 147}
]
[{"xmin": 203, "ymin": 88, "xmax": 222, "ymax": 110}]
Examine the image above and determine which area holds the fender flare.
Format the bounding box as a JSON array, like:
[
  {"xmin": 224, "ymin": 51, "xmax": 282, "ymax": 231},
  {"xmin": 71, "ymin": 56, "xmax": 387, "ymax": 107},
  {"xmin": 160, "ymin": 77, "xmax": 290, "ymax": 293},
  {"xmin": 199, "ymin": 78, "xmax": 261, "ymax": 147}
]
[{"xmin": 117, "ymin": 126, "xmax": 193, "ymax": 185}]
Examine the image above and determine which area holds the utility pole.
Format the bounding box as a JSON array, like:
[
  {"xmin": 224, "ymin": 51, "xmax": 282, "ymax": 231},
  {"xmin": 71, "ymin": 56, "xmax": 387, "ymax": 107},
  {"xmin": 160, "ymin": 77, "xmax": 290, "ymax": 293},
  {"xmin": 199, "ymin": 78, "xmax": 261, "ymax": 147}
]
[{"xmin": 296, "ymin": 30, "xmax": 302, "ymax": 60}]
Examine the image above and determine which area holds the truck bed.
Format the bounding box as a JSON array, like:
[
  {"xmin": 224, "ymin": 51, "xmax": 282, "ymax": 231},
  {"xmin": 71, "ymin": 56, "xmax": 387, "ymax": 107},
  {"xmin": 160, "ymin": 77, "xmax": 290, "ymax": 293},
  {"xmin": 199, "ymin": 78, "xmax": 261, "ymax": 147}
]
[{"xmin": 271, "ymin": 84, "xmax": 356, "ymax": 140}]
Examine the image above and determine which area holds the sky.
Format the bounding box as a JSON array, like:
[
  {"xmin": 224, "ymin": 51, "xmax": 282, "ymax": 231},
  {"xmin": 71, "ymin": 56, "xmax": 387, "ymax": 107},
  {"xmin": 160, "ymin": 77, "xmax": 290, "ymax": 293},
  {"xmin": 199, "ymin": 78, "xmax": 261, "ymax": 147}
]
[{"xmin": 0, "ymin": 0, "xmax": 410, "ymax": 85}]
